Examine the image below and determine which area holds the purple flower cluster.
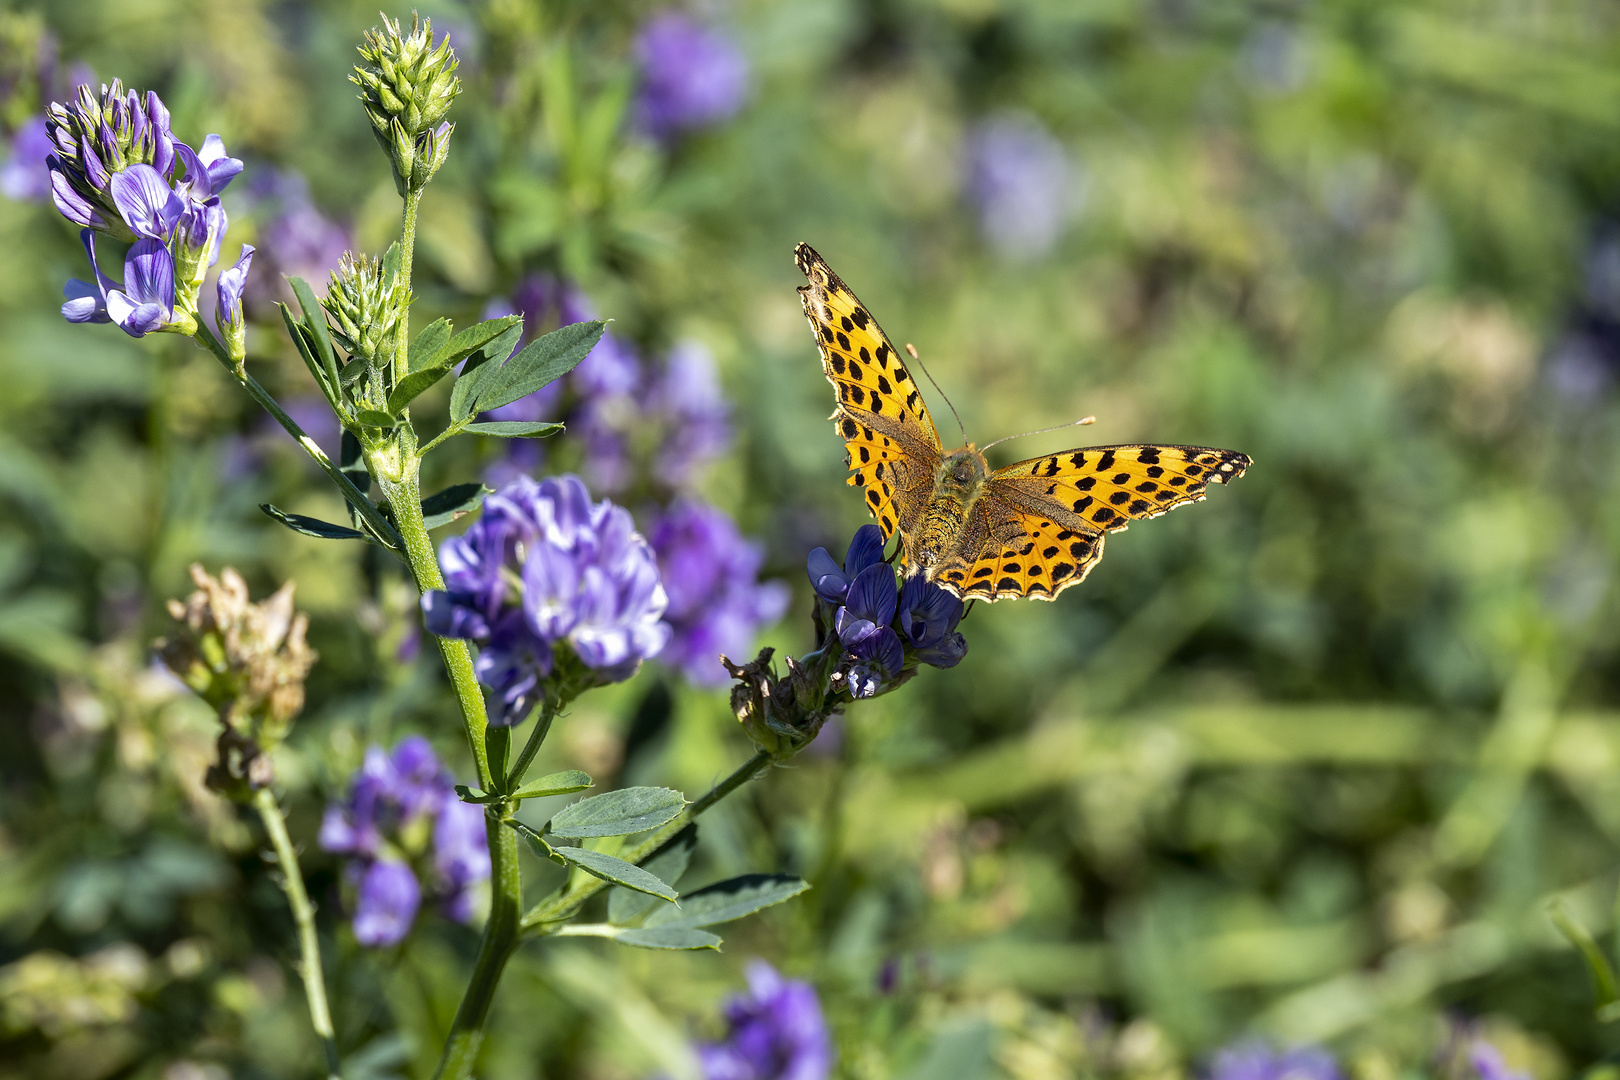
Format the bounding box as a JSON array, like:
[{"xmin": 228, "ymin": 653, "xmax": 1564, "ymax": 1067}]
[
  {"xmin": 421, "ymin": 475, "xmax": 672, "ymax": 724},
  {"xmin": 236, "ymin": 168, "xmax": 351, "ymax": 321},
  {"xmin": 962, "ymin": 112, "xmax": 1075, "ymax": 261},
  {"xmin": 44, "ymin": 81, "xmax": 251, "ymax": 340},
  {"xmin": 0, "ymin": 34, "xmax": 92, "ymax": 203},
  {"xmin": 319, "ymin": 736, "xmax": 490, "ymax": 947},
  {"xmin": 0, "ymin": 116, "xmax": 52, "ymax": 201},
  {"xmin": 649, "ymin": 501, "xmax": 790, "ymax": 687},
  {"xmin": 696, "ymin": 962, "xmax": 832, "ymax": 1080},
  {"xmin": 479, "ymin": 274, "xmax": 734, "ymax": 496},
  {"xmin": 633, "ymin": 13, "xmax": 750, "ymax": 142},
  {"xmin": 807, "ymin": 525, "xmax": 967, "ymax": 699},
  {"xmin": 1207, "ymin": 1041, "xmax": 1342, "ymax": 1080}
]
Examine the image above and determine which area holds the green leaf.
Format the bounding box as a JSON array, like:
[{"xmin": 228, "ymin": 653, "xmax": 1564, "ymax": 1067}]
[
  {"xmin": 461, "ymin": 421, "xmax": 564, "ymax": 439},
  {"xmin": 449, "ymin": 321, "xmax": 525, "ymax": 422},
  {"xmin": 476, "ymin": 320, "xmax": 606, "ymax": 413},
  {"xmin": 551, "ymin": 846, "xmax": 677, "ymax": 902},
  {"xmin": 507, "ymin": 819, "xmax": 566, "ymax": 864},
  {"xmin": 289, "ymin": 277, "xmax": 341, "ymax": 388},
  {"xmin": 408, "ymin": 318, "xmax": 453, "ymax": 373},
  {"xmin": 387, "ymin": 365, "xmax": 450, "ymax": 415},
  {"xmin": 612, "ymin": 926, "xmax": 721, "ymax": 951},
  {"xmin": 381, "ymin": 241, "xmax": 401, "ymax": 284},
  {"xmin": 513, "ymin": 770, "xmax": 594, "ymax": 799},
  {"xmin": 420, "ymin": 482, "xmax": 490, "ymax": 529},
  {"xmin": 436, "ymin": 315, "xmax": 524, "ymax": 369},
  {"xmin": 1550, "ymin": 900, "xmax": 1619, "ymax": 1012},
  {"xmin": 643, "ymin": 874, "xmax": 809, "ymax": 930},
  {"xmin": 547, "ymin": 787, "xmax": 685, "ymax": 839},
  {"xmin": 260, "ymin": 504, "xmax": 366, "ymax": 541},
  {"xmin": 354, "ymin": 409, "xmax": 397, "ymax": 429},
  {"xmin": 278, "ymin": 302, "xmax": 333, "ymax": 399},
  {"xmin": 340, "ymin": 432, "xmax": 370, "ymax": 495},
  {"xmin": 454, "ymin": 785, "xmax": 502, "ymax": 804},
  {"xmin": 609, "ymin": 824, "xmax": 697, "ymax": 925}
]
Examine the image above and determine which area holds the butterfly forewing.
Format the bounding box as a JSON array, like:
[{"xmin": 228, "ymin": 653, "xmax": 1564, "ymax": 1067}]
[
  {"xmin": 796, "ymin": 243, "xmax": 942, "ymax": 541},
  {"xmin": 926, "ymin": 444, "xmax": 1251, "ymax": 601}
]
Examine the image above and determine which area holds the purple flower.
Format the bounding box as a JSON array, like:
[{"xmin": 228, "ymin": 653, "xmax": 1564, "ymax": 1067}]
[
  {"xmin": 806, "ymin": 525, "xmax": 886, "ymax": 605},
  {"xmin": 963, "ymin": 112, "xmax": 1075, "ymax": 260},
  {"xmin": 696, "ymin": 962, "xmax": 832, "ymax": 1080},
  {"xmin": 62, "ymin": 229, "xmax": 174, "ymax": 337},
  {"xmin": 45, "ymin": 81, "xmax": 177, "ymax": 239},
  {"xmin": 216, "ymin": 244, "xmax": 253, "ymax": 341},
  {"xmin": 1207, "ymin": 1041, "xmax": 1342, "ymax": 1080},
  {"xmin": 352, "ymin": 859, "xmax": 420, "ymax": 948},
  {"xmin": 897, "ymin": 576, "xmax": 967, "ymax": 668},
  {"xmin": 649, "ymin": 500, "xmax": 790, "ymax": 686},
  {"xmin": 435, "ymin": 799, "xmax": 491, "ymax": 923},
  {"xmin": 643, "ymin": 341, "xmax": 731, "ymax": 488},
  {"xmin": 633, "ymin": 14, "xmax": 750, "ymax": 142},
  {"xmin": 0, "ymin": 117, "xmax": 53, "ymax": 201},
  {"xmin": 423, "ymin": 475, "xmax": 672, "ymax": 723},
  {"xmin": 835, "ymin": 564, "xmax": 904, "ymax": 698},
  {"xmin": 110, "ymin": 162, "xmax": 184, "ymax": 240},
  {"xmin": 1469, "ymin": 1042, "xmax": 1529, "ymax": 1080},
  {"xmin": 321, "ymin": 737, "xmax": 490, "ymax": 945},
  {"xmin": 239, "ymin": 169, "xmax": 351, "ymax": 319}
]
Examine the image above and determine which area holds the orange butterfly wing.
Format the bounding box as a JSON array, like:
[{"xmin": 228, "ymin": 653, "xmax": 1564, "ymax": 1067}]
[
  {"xmin": 935, "ymin": 444, "xmax": 1252, "ymax": 601},
  {"xmin": 796, "ymin": 243, "xmax": 941, "ymax": 542}
]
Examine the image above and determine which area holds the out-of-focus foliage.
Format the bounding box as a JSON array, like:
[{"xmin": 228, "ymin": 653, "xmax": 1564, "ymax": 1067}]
[{"xmin": 4, "ymin": 0, "xmax": 1620, "ymax": 1077}]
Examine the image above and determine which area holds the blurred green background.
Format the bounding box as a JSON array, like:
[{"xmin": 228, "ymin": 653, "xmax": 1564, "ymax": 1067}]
[{"xmin": 4, "ymin": 0, "xmax": 1620, "ymax": 1077}]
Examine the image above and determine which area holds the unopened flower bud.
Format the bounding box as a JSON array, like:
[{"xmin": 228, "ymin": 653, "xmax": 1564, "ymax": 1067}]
[
  {"xmin": 722, "ymin": 648, "xmax": 835, "ymax": 762},
  {"xmin": 323, "ymin": 252, "xmax": 405, "ymax": 367},
  {"xmin": 352, "ymin": 14, "xmax": 461, "ymax": 193}
]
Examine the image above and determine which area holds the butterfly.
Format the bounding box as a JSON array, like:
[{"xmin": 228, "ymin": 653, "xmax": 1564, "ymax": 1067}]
[{"xmin": 795, "ymin": 242, "xmax": 1251, "ymax": 602}]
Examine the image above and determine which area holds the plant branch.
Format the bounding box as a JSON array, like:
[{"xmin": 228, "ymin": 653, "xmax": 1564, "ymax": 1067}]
[
  {"xmin": 193, "ymin": 324, "xmax": 402, "ymax": 549},
  {"xmin": 506, "ymin": 693, "xmax": 562, "ymax": 791},
  {"xmin": 518, "ymin": 749, "xmax": 772, "ymax": 936},
  {"xmin": 252, "ymin": 788, "xmax": 342, "ymax": 1080}
]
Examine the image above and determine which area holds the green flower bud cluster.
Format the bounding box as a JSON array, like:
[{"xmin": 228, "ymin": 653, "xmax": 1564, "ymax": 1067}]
[
  {"xmin": 157, "ymin": 565, "xmax": 317, "ymax": 799},
  {"xmin": 323, "ymin": 252, "xmax": 406, "ymax": 370},
  {"xmin": 352, "ymin": 14, "xmax": 460, "ymax": 193}
]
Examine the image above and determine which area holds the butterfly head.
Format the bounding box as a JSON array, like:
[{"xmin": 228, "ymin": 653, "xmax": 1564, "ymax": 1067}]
[{"xmin": 938, "ymin": 445, "xmax": 990, "ymax": 494}]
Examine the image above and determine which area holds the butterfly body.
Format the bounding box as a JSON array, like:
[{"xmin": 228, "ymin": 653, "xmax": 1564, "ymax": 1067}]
[{"xmin": 795, "ymin": 242, "xmax": 1251, "ymax": 602}]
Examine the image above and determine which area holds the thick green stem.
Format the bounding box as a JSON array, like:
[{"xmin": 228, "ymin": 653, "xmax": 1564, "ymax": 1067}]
[
  {"xmin": 382, "ymin": 466, "xmax": 492, "ymax": 791},
  {"xmin": 434, "ymin": 811, "xmax": 521, "ymax": 1079},
  {"xmin": 253, "ymin": 788, "xmax": 342, "ymax": 1080},
  {"xmin": 519, "ymin": 749, "xmax": 772, "ymax": 935}
]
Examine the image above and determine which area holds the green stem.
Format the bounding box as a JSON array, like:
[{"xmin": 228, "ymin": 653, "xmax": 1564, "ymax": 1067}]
[
  {"xmin": 518, "ymin": 749, "xmax": 772, "ymax": 935},
  {"xmin": 507, "ymin": 693, "xmax": 561, "ymax": 791},
  {"xmin": 193, "ymin": 325, "xmax": 401, "ymax": 549},
  {"xmin": 433, "ymin": 811, "xmax": 520, "ymax": 1079},
  {"xmin": 393, "ymin": 189, "xmax": 422, "ymax": 387},
  {"xmin": 252, "ymin": 788, "xmax": 342, "ymax": 1080}
]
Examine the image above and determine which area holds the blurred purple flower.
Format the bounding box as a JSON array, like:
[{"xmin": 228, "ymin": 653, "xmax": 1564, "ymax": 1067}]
[
  {"xmin": 1207, "ymin": 1041, "xmax": 1341, "ymax": 1080},
  {"xmin": 649, "ymin": 500, "xmax": 789, "ymax": 687},
  {"xmin": 321, "ymin": 737, "xmax": 490, "ymax": 945},
  {"xmin": 352, "ymin": 859, "xmax": 420, "ymax": 948},
  {"xmin": 806, "ymin": 525, "xmax": 886, "ymax": 605},
  {"xmin": 645, "ymin": 340, "xmax": 731, "ymax": 487},
  {"xmin": 697, "ymin": 961, "xmax": 832, "ymax": 1080},
  {"xmin": 963, "ymin": 112, "xmax": 1076, "ymax": 261},
  {"xmin": 0, "ymin": 116, "xmax": 52, "ymax": 201},
  {"xmin": 633, "ymin": 13, "xmax": 749, "ymax": 141},
  {"xmin": 1469, "ymin": 1042, "xmax": 1529, "ymax": 1080},
  {"xmin": 239, "ymin": 168, "xmax": 350, "ymax": 319},
  {"xmin": 423, "ymin": 475, "xmax": 672, "ymax": 723}
]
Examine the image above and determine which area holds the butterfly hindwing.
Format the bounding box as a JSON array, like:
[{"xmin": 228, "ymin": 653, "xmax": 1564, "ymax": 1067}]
[
  {"xmin": 932, "ymin": 500, "xmax": 1107, "ymax": 602},
  {"xmin": 796, "ymin": 243, "xmax": 942, "ymax": 541}
]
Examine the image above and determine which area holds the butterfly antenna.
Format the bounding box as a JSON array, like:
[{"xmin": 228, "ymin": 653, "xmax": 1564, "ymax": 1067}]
[
  {"xmin": 906, "ymin": 342, "xmax": 967, "ymax": 446},
  {"xmin": 981, "ymin": 416, "xmax": 1097, "ymax": 453}
]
